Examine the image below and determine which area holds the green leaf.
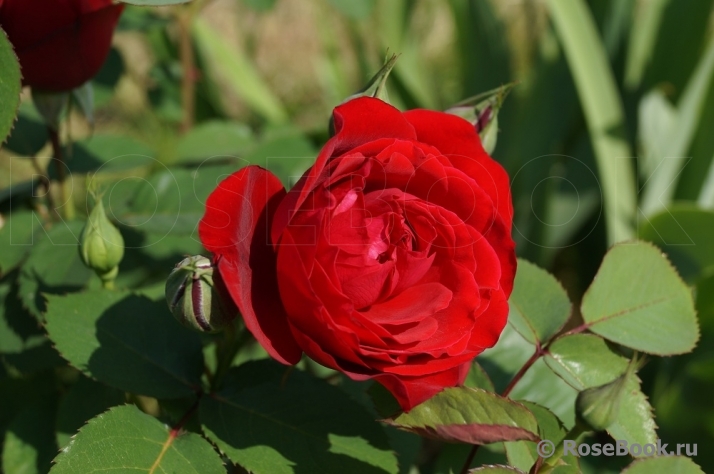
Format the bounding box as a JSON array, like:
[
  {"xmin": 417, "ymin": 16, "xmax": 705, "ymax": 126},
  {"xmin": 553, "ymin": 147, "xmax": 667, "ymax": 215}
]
[
  {"xmin": 246, "ymin": 128, "xmax": 317, "ymax": 188},
  {"xmin": 192, "ymin": 18, "xmax": 287, "ymax": 123},
  {"xmin": 18, "ymin": 221, "xmax": 94, "ymax": 319},
  {"xmin": 327, "ymin": 0, "xmax": 375, "ymax": 19},
  {"xmin": 640, "ymin": 34, "xmax": 714, "ymax": 216},
  {"xmin": 606, "ymin": 375, "xmax": 657, "ymax": 452},
  {"xmin": 200, "ymin": 360, "xmax": 398, "ymax": 474},
  {"xmin": 637, "ymin": 89, "xmax": 676, "ymax": 180},
  {"xmin": 504, "ymin": 402, "xmax": 570, "ymax": 472},
  {"xmin": 388, "ymin": 387, "xmax": 539, "ymax": 445},
  {"xmin": 2, "ymin": 405, "xmax": 58, "ymax": 474},
  {"xmin": 468, "ymin": 466, "xmax": 525, "ymax": 474},
  {"xmin": 108, "ymin": 164, "xmax": 236, "ymax": 235},
  {"xmin": 50, "ymin": 404, "xmax": 225, "ymax": 474},
  {"xmin": 0, "ymin": 27, "xmax": 22, "ymax": 144},
  {"xmin": 0, "ymin": 280, "xmax": 64, "ymax": 374},
  {"xmin": 55, "ymin": 134, "xmax": 154, "ymax": 177},
  {"xmin": 545, "ymin": 0, "xmax": 636, "ymax": 244},
  {"xmin": 56, "ymin": 376, "xmax": 125, "ymax": 448},
  {"xmin": 71, "ymin": 82, "xmax": 94, "ymax": 125},
  {"xmin": 464, "ymin": 361, "xmax": 495, "ymax": 392},
  {"xmin": 242, "ymin": 0, "xmax": 278, "ymax": 12},
  {"xmin": 0, "ymin": 211, "xmax": 40, "ymax": 275},
  {"xmin": 480, "ymin": 324, "xmax": 578, "ymax": 427},
  {"xmin": 544, "ymin": 334, "xmax": 629, "ymax": 390},
  {"xmin": 3, "ymin": 102, "xmax": 49, "ymax": 156},
  {"xmin": 581, "ymin": 241, "xmax": 699, "ymax": 355},
  {"xmin": 623, "ymin": 0, "xmax": 670, "ymax": 88},
  {"xmin": 621, "ymin": 456, "xmax": 704, "ymax": 474},
  {"xmin": 44, "ymin": 290, "xmax": 204, "ymax": 398},
  {"xmin": 638, "ymin": 204, "xmax": 714, "ymax": 282},
  {"xmin": 508, "ymin": 259, "xmax": 572, "ymax": 346},
  {"xmin": 175, "ymin": 121, "xmax": 254, "ymax": 165}
]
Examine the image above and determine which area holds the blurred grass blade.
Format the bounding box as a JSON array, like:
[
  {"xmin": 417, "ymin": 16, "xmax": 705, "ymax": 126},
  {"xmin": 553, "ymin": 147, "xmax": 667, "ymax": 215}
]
[
  {"xmin": 640, "ymin": 34, "xmax": 714, "ymax": 216},
  {"xmin": 546, "ymin": 0, "xmax": 636, "ymax": 244},
  {"xmin": 192, "ymin": 18, "xmax": 288, "ymax": 124},
  {"xmin": 624, "ymin": 0, "xmax": 670, "ymax": 88},
  {"xmin": 698, "ymin": 156, "xmax": 714, "ymax": 208}
]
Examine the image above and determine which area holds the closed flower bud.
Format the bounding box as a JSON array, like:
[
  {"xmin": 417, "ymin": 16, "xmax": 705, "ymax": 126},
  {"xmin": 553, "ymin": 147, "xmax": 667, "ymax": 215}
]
[
  {"xmin": 165, "ymin": 256, "xmax": 235, "ymax": 333},
  {"xmin": 79, "ymin": 199, "xmax": 124, "ymax": 285},
  {"xmin": 445, "ymin": 83, "xmax": 514, "ymax": 154}
]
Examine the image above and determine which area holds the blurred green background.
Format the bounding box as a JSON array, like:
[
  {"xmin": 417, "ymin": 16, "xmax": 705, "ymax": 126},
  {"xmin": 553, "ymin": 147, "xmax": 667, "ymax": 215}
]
[{"xmin": 2, "ymin": 0, "xmax": 714, "ymax": 472}]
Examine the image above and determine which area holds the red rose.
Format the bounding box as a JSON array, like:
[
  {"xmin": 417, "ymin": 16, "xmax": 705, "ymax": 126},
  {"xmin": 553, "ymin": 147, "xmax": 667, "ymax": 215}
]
[
  {"xmin": 200, "ymin": 97, "xmax": 516, "ymax": 410},
  {"xmin": 0, "ymin": 0, "xmax": 124, "ymax": 91}
]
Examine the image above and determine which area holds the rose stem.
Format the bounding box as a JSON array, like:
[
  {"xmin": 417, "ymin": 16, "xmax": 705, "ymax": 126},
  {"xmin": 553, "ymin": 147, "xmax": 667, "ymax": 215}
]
[
  {"xmin": 177, "ymin": 5, "xmax": 195, "ymax": 133},
  {"xmin": 211, "ymin": 322, "xmax": 251, "ymax": 391},
  {"xmin": 48, "ymin": 126, "xmax": 75, "ymax": 220}
]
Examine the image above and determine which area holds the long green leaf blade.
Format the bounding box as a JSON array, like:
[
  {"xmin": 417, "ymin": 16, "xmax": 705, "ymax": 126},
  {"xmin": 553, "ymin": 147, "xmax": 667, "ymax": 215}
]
[{"xmin": 545, "ymin": 0, "xmax": 636, "ymax": 244}]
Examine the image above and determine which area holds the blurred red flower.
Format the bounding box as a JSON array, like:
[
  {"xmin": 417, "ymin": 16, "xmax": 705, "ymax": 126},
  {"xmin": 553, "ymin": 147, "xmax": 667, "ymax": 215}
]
[{"xmin": 0, "ymin": 0, "xmax": 124, "ymax": 91}]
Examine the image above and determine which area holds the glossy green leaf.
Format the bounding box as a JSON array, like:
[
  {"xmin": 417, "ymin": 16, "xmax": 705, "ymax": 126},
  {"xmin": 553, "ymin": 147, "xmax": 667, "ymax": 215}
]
[
  {"xmin": 638, "ymin": 204, "xmax": 714, "ymax": 282},
  {"xmin": 508, "ymin": 259, "xmax": 572, "ymax": 345},
  {"xmin": 545, "ymin": 334, "xmax": 629, "ymax": 390},
  {"xmin": 0, "ymin": 27, "xmax": 22, "ymax": 144},
  {"xmin": 56, "ymin": 376, "xmax": 125, "ymax": 448},
  {"xmin": 175, "ymin": 121, "xmax": 254, "ymax": 164},
  {"xmin": 545, "ymin": 0, "xmax": 636, "ymax": 244},
  {"xmin": 606, "ymin": 375, "xmax": 657, "ymax": 452},
  {"xmin": 200, "ymin": 360, "xmax": 398, "ymax": 474},
  {"xmin": 389, "ymin": 387, "xmax": 539, "ymax": 445},
  {"xmin": 44, "ymin": 290, "xmax": 204, "ymax": 398},
  {"xmin": 581, "ymin": 241, "xmax": 699, "ymax": 355},
  {"xmin": 18, "ymin": 221, "xmax": 94, "ymax": 319},
  {"xmin": 50, "ymin": 404, "xmax": 224, "ymax": 474},
  {"xmin": 621, "ymin": 455, "xmax": 704, "ymax": 473}
]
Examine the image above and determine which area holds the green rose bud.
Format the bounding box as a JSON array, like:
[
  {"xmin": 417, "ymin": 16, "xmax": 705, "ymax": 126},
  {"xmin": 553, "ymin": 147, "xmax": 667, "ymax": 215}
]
[
  {"xmin": 445, "ymin": 83, "xmax": 515, "ymax": 155},
  {"xmin": 329, "ymin": 54, "xmax": 398, "ymax": 136},
  {"xmin": 79, "ymin": 199, "xmax": 124, "ymax": 287},
  {"xmin": 165, "ymin": 256, "xmax": 235, "ymax": 333}
]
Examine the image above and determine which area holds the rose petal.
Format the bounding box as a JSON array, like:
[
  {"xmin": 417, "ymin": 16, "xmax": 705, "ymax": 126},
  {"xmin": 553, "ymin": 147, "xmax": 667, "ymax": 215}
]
[
  {"xmin": 199, "ymin": 166, "xmax": 302, "ymax": 365},
  {"xmin": 403, "ymin": 109, "xmax": 513, "ymax": 228},
  {"xmin": 374, "ymin": 362, "xmax": 471, "ymax": 411}
]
